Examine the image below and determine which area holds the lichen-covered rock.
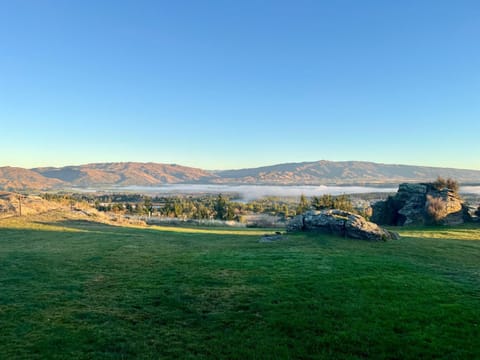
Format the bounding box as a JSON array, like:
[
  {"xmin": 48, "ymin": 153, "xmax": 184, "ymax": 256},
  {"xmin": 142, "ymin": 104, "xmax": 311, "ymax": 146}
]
[{"xmin": 287, "ymin": 209, "xmax": 398, "ymax": 241}]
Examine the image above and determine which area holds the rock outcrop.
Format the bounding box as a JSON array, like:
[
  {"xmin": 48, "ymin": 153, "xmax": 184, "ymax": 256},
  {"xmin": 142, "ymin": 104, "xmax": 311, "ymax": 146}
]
[
  {"xmin": 287, "ymin": 209, "xmax": 399, "ymax": 241},
  {"xmin": 371, "ymin": 183, "xmax": 469, "ymax": 226},
  {"xmin": 466, "ymin": 205, "xmax": 480, "ymax": 223}
]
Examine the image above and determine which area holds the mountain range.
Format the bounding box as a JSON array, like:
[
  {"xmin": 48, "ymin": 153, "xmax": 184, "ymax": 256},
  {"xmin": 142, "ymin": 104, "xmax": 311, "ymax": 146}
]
[{"xmin": 1, "ymin": 161, "xmax": 480, "ymax": 190}]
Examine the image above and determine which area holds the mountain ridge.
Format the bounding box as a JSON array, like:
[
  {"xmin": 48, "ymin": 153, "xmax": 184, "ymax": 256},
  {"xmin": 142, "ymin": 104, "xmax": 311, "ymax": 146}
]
[
  {"xmin": 214, "ymin": 160, "xmax": 480, "ymax": 185},
  {"xmin": 1, "ymin": 161, "xmax": 480, "ymax": 190},
  {"xmin": 0, "ymin": 166, "xmax": 65, "ymax": 191}
]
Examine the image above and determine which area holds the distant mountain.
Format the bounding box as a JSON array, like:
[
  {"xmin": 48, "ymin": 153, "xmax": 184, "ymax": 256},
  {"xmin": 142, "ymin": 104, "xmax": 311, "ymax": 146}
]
[
  {"xmin": 33, "ymin": 162, "xmax": 216, "ymax": 187},
  {"xmin": 0, "ymin": 160, "xmax": 479, "ymax": 190},
  {"xmin": 0, "ymin": 167, "xmax": 64, "ymax": 190},
  {"xmin": 215, "ymin": 160, "xmax": 480, "ymax": 185}
]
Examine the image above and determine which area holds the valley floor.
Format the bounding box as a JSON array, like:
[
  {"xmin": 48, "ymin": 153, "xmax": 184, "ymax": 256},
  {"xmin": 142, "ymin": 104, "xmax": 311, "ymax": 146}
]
[{"xmin": 1, "ymin": 211, "xmax": 479, "ymax": 359}]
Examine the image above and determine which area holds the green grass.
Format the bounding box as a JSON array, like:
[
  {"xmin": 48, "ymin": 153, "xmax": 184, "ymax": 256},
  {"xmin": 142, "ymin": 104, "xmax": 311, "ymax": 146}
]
[{"xmin": 1, "ymin": 215, "xmax": 480, "ymax": 359}]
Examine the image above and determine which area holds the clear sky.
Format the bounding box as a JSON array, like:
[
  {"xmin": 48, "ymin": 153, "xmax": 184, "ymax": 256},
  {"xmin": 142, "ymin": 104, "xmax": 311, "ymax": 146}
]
[{"xmin": 1, "ymin": 0, "xmax": 479, "ymax": 170}]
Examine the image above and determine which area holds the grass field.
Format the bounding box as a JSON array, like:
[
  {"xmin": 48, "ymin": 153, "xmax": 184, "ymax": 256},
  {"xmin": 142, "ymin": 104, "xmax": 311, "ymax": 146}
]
[{"xmin": 1, "ymin": 212, "xmax": 479, "ymax": 359}]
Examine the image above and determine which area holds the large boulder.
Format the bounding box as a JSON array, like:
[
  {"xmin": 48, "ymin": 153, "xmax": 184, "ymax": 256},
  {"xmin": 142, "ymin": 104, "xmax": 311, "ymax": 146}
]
[
  {"xmin": 466, "ymin": 205, "xmax": 480, "ymax": 223},
  {"xmin": 371, "ymin": 182, "xmax": 469, "ymax": 226},
  {"xmin": 287, "ymin": 209, "xmax": 399, "ymax": 241}
]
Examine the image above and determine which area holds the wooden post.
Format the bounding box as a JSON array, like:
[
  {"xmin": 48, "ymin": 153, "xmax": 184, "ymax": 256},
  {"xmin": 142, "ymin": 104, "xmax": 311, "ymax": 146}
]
[{"xmin": 18, "ymin": 195, "xmax": 22, "ymax": 217}]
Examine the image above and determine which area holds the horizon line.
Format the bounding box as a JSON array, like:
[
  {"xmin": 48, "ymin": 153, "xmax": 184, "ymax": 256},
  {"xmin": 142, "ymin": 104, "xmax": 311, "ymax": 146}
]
[{"xmin": 1, "ymin": 159, "xmax": 480, "ymax": 172}]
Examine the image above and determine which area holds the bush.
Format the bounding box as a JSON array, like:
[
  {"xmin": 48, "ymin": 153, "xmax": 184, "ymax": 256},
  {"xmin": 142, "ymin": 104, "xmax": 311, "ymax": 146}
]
[
  {"xmin": 433, "ymin": 177, "xmax": 459, "ymax": 193},
  {"xmin": 425, "ymin": 195, "xmax": 446, "ymax": 224},
  {"xmin": 446, "ymin": 178, "xmax": 459, "ymax": 193}
]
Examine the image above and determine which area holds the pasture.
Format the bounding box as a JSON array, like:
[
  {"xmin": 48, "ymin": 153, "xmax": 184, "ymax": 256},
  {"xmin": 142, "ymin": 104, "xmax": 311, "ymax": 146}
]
[{"xmin": 1, "ymin": 212, "xmax": 479, "ymax": 359}]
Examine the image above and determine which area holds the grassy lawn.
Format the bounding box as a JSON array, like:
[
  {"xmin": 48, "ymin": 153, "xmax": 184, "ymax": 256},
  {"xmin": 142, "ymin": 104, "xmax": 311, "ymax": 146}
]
[{"xmin": 1, "ymin": 213, "xmax": 479, "ymax": 359}]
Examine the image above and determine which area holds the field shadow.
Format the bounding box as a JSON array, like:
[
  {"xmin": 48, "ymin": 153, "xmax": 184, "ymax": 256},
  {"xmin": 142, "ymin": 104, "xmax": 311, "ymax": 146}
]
[
  {"xmin": 31, "ymin": 219, "xmax": 132, "ymax": 234},
  {"xmin": 148, "ymin": 224, "xmax": 280, "ymax": 237},
  {"xmin": 28, "ymin": 219, "xmax": 274, "ymax": 238},
  {"xmin": 397, "ymin": 226, "xmax": 480, "ymax": 241}
]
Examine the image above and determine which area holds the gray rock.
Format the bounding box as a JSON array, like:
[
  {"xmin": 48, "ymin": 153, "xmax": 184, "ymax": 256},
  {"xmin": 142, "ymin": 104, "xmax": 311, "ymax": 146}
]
[
  {"xmin": 286, "ymin": 215, "xmax": 304, "ymax": 232},
  {"xmin": 466, "ymin": 205, "xmax": 480, "ymax": 222},
  {"xmin": 398, "ymin": 183, "xmax": 427, "ymax": 195},
  {"xmin": 287, "ymin": 209, "xmax": 397, "ymax": 241},
  {"xmin": 259, "ymin": 234, "xmax": 288, "ymax": 243},
  {"xmin": 372, "ymin": 182, "xmax": 468, "ymax": 226}
]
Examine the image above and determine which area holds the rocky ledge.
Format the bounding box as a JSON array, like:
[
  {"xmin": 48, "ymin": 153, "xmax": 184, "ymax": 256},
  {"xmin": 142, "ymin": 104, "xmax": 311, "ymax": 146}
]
[{"xmin": 287, "ymin": 209, "xmax": 399, "ymax": 241}]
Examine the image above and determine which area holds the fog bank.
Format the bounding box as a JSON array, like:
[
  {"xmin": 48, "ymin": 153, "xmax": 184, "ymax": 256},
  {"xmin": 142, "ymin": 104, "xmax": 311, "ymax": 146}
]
[
  {"xmin": 110, "ymin": 184, "xmax": 398, "ymax": 201},
  {"xmin": 73, "ymin": 184, "xmax": 480, "ymax": 200}
]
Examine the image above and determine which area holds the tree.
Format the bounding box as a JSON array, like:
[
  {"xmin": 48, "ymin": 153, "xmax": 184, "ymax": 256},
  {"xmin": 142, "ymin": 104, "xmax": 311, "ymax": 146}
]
[
  {"xmin": 194, "ymin": 204, "xmax": 211, "ymax": 219},
  {"xmin": 226, "ymin": 204, "xmax": 236, "ymax": 221},
  {"xmin": 280, "ymin": 204, "xmax": 289, "ymax": 218},
  {"xmin": 125, "ymin": 203, "xmax": 133, "ymax": 213},
  {"xmin": 140, "ymin": 197, "xmax": 153, "ymax": 216},
  {"xmin": 161, "ymin": 198, "xmax": 175, "ymax": 217},
  {"xmin": 333, "ymin": 194, "xmax": 354, "ymax": 212},
  {"xmin": 173, "ymin": 201, "xmax": 183, "ymax": 217},
  {"xmin": 296, "ymin": 194, "xmax": 309, "ymax": 214},
  {"xmin": 311, "ymin": 194, "xmax": 334, "ymax": 210},
  {"xmin": 311, "ymin": 194, "xmax": 353, "ymax": 212},
  {"xmin": 111, "ymin": 203, "xmax": 125, "ymax": 213},
  {"xmin": 214, "ymin": 194, "xmax": 228, "ymax": 220}
]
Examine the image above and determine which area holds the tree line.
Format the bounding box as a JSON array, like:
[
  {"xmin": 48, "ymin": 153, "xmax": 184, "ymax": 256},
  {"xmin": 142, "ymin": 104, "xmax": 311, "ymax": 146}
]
[{"xmin": 41, "ymin": 192, "xmax": 362, "ymax": 220}]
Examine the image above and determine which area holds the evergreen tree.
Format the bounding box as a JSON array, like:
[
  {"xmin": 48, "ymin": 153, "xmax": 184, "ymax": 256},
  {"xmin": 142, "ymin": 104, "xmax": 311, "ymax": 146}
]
[
  {"xmin": 311, "ymin": 194, "xmax": 334, "ymax": 210},
  {"xmin": 226, "ymin": 204, "xmax": 236, "ymax": 221},
  {"xmin": 214, "ymin": 194, "xmax": 228, "ymax": 220},
  {"xmin": 143, "ymin": 197, "xmax": 153, "ymax": 216},
  {"xmin": 333, "ymin": 194, "xmax": 354, "ymax": 212},
  {"xmin": 296, "ymin": 194, "xmax": 309, "ymax": 214}
]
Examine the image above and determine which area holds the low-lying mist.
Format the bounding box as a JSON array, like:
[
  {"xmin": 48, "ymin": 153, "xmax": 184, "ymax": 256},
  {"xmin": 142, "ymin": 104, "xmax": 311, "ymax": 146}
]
[
  {"xmin": 71, "ymin": 184, "xmax": 480, "ymax": 201},
  {"xmin": 100, "ymin": 184, "xmax": 398, "ymax": 201}
]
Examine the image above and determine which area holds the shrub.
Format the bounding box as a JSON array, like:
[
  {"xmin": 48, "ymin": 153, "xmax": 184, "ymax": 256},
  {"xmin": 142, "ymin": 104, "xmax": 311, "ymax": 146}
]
[
  {"xmin": 446, "ymin": 178, "xmax": 459, "ymax": 193},
  {"xmin": 433, "ymin": 176, "xmax": 459, "ymax": 193},
  {"xmin": 358, "ymin": 206, "xmax": 373, "ymax": 220},
  {"xmin": 433, "ymin": 176, "xmax": 447, "ymax": 190},
  {"xmin": 425, "ymin": 195, "xmax": 446, "ymax": 224}
]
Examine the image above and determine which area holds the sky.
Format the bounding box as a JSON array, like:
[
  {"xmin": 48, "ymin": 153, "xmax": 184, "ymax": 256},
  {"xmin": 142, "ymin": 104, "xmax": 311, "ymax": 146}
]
[{"xmin": 1, "ymin": 0, "xmax": 479, "ymax": 170}]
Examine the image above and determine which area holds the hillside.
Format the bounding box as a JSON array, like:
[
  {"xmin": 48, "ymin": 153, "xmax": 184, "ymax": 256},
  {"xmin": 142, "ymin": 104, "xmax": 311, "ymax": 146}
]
[
  {"xmin": 1, "ymin": 160, "xmax": 480, "ymax": 190},
  {"xmin": 33, "ymin": 162, "xmax": 216, "ymax": 187},
  {"xmin": 0, "ymin": 191, "xmax": 64, "ymax": 218},
  {"xmin": 215, "ymin": 160, "xmax": 480, "ymax": 185},
  {"xmin": 0, "ymin": 167, "xmax": 65, "ymax": 190}
]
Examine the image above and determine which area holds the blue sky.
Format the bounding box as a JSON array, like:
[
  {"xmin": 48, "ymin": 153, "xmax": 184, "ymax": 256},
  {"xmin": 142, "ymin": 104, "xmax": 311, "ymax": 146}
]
[{"xmin": 1, "ymin": 0, "xmax": 479, "ymax": 170}]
